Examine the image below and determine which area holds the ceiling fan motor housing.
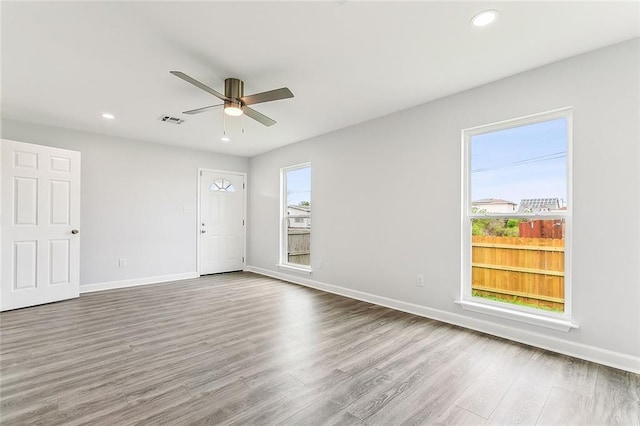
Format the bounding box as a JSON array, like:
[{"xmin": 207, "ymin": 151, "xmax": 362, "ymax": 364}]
[{"xmin": 225, "ymin": 78, "xmax": 244, "ymax": 101}]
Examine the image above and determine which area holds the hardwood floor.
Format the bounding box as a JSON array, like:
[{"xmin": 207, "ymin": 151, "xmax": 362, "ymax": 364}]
[{"xmin": 1, "ymin": 272, "xmax": 638, "ymax": 425}]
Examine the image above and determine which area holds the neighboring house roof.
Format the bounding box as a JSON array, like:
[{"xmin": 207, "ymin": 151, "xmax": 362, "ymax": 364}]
[
  {"xmin": 472, "ymin": 198, "xmax": 517, "ymax": 205},
  {"xmin": 518, "ymin": 198, "xmax": 561, "ymax": 212}
]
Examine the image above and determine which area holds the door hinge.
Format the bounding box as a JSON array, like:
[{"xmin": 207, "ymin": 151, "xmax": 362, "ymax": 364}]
[
  {"xmin": 243, "ymin": 183, "xmax": 245, "ymax": 189},
  {"xmin": 242, "ymin": 220, "xmax": 245, "ymax": 226},
  {"xmin": 242, "ymin": 257, "xmax": 245, "ymax": 263}
]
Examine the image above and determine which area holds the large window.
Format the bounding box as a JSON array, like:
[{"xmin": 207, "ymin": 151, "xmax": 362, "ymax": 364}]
[
  {"xmin": 281, "ymin": 163, "xmax": 311, "ymax": 270},
  {"xmin": 463, "ymin": 109, "xmax": 571, "ymax": 318}
]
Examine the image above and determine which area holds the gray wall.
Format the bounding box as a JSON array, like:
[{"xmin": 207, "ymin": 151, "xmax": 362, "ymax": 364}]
[
  {"xmin": 1, "ymin": 120, "xmax": 248, "ymax": 286},
  {"xmin": 247, "ymin": 39, "xmax": 640, "ymax": 366}
]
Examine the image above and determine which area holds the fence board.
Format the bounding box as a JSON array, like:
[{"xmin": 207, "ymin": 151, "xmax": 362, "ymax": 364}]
[
  {"xmin": 472, "ymin": 263, "xmax": 564, "ymax": 277},
  {"xmin": 472, "ymin": 242, "xmax": 564, "ymax": 252}
]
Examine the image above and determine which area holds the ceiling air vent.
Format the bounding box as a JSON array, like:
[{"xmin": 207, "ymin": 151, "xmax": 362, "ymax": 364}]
[{"xmin": 159, "ymin": 115, "xmax": 185, "ymax": 125}]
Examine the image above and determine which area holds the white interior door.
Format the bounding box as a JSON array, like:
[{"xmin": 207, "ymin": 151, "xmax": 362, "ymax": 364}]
[
  {"xmin": 199, "ymin": 170, "xmax": 245, "ymax": 275},
  {"xmin": 1, "ymin": 140, "xmax": 81, "ymax": 311}
]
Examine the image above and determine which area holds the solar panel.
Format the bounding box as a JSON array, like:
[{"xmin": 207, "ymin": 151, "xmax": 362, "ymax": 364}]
[{"xmin": 518, "ymin": 198, "xmax": 560, "ymax": 212}]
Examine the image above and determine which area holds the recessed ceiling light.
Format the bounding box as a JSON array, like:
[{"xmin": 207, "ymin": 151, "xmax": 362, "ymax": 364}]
[
  {"xmin": 471, "ymin": 10, "xmax": 498, "ymax": 27},
  {"xmin": 101, "ymin": 113, "xmax": 115, "ymax": 119}
]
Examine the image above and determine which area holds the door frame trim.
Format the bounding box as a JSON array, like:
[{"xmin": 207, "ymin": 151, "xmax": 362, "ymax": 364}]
[{"xmin": 196, "ymin": 168, "xmax": 247, "ymax": 275}]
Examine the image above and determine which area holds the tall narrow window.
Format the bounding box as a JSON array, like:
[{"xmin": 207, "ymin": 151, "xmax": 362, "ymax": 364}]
[
  {"xmin": 463, "ymin": 109, "xmax": 571, "ymax": 317},
  {"xmin": 281, "ymin": 163, "xmax": 311, "ymax": 269}
]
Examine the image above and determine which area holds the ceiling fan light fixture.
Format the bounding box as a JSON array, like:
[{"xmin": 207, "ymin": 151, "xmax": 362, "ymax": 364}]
[{"xmin": 224, "ymin": 101, "xmax": 243, "ymax": 117}]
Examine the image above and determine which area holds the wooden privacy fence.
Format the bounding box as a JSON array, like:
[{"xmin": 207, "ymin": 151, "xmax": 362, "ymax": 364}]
[
  {"xmin": 288, "ymin": 228, "xmax": 310, "ymax": 266},
  {"xmin": 472, "ymin": 235, "xmax": 564, "ymax": 311}
]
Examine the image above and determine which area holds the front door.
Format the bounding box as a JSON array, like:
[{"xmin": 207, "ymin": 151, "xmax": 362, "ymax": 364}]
[
  {"xmin": 1, "ymin": 140, "xmax": 81, "ymax": 311},
  {"xmin": 199, "ymin": 170, "xmax": 245, "ymax": 275}
]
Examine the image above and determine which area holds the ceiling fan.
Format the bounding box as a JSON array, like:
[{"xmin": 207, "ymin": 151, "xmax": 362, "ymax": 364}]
[{"xmin": 170, "ymin": 71, "xmax": 294, "ymax": 127}]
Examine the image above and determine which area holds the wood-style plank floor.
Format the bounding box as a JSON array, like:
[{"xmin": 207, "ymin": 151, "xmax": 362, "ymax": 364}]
[{"xmin": 1, "ymin": 272, "xmax": 638, "ymax": 425}]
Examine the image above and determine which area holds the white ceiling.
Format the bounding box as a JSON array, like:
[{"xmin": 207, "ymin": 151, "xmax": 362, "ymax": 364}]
[{"xmin": 2, "ymin": 1, "xmax": 638, "ymax": 157}]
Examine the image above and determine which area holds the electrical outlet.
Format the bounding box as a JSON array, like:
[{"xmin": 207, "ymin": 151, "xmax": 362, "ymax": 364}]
[
  {"xmin": 118, "ymin": 258, "xmax": 127, "ymax": 267},
  {"xmin": 416, "ymin": 274, "xmax": 424, "ymax": 287}
]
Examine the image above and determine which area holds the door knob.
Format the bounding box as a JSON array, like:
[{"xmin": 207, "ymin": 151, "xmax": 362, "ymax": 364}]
[
  {"xmin": 201, "ymin": 230, "xmax": 206, "ymax": 234},
  {"xmin": 71, "ymin": 229, "xmax": 79, "ymax": 234}
]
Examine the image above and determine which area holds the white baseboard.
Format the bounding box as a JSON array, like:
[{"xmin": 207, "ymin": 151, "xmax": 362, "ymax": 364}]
[
  {"xmin": 80, "ymin": 272, "xmax": 199, "ymax": 293},
  {"xmin": 246, "ymin": 265, "xmax": 640, "ymax": 374}
]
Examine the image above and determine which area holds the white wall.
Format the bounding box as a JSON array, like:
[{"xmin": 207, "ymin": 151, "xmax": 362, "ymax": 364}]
[
  {"xmin": 247, "ymin": 39, "xmax": 640, "ymax": 371},
  {"xmin": 1, "ymin": 120, "xmax": 248, "ymax": 289}
]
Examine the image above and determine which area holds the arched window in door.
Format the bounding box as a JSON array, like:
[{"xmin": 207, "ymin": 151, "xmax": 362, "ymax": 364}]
[{"xmin": 210, "ymin": 179, "xmax": 235, "ymax": 192}]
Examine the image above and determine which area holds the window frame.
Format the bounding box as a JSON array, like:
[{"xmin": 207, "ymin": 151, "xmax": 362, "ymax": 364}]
[
  {"xmin": 460, "ymin": 108, "xmax": 575, "ymax": 328},
  {"xmin": 279, "ymin": 162, "xmax": 312, "ymax": 273}
]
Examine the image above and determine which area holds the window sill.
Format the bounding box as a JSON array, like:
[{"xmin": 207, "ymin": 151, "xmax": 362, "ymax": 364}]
[
  {"xmin": 455, "ymin": 300, "xmax": 578, "ymax": 332},
  {"xmin": 277, "ymin": 264, "xmax": 312, "ymax": 275}
]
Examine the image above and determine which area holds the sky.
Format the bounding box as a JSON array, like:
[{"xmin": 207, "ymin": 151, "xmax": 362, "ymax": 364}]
[
  {"xmin": 286, "ymin": 166, "xmax": 311, "ymax": 206},
  {"xmin": 471, "ymin": 117, "xmax": 567, "ymax": 207}
]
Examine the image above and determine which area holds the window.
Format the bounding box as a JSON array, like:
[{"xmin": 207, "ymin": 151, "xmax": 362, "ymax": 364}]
[
  {"xmin": 210, "ymin": 178, "xmax": 235, "ymax": 192},
  {"xmin": 462, "ymin": 109, "xmax": 571, "ymax": 320},
  {"xmin": 281, "ymin": 164, "xmax": 311, "ymax": 270}
]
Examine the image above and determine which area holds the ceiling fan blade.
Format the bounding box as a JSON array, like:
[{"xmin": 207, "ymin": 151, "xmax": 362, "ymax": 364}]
[
  {"xmin": 242, "ymin": 87, "xmax": 294, "ymax": 106},
  {"xmin": 170, "ymin": 71, "xmax": 229, "ymax": 101},
  {"xmin": 182, "ymin": 104, "xmax": 222, "ymax": 115},
  {"xmin": 243, "ymin": 106, "xmax": 277, "ymax": 127}
]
